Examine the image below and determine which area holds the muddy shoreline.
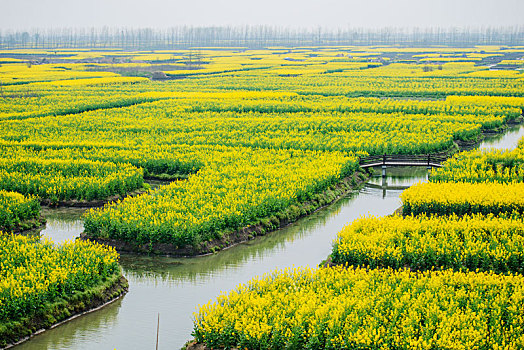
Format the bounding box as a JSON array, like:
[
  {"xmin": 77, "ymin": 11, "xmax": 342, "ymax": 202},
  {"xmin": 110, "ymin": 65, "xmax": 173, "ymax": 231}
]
[
  {"xmin": 2, "ymin": 216, "xmax": 47, "ymax": 235},
  {"xmin": 38, "ymin": 187, "xmax": 150, "ymax": 208}
]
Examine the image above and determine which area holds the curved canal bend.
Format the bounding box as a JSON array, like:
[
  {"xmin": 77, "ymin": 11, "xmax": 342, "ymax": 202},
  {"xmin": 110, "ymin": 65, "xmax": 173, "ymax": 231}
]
[{"xmin": 15, "ymin": 125, "xmax": 524, "ymax": 350}]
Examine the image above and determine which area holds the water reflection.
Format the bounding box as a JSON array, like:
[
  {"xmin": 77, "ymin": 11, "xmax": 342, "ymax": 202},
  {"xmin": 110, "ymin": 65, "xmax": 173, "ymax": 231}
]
[
  {"xmin": 479, "ymin": 124, "xmax": 524, "ymax": 150},
  {"xmin": 39, "ymin": 207, "xmax": 86, "ymax": 244},
  {"xmin": 365, "ymin": 166, "xmax": 428, "ymax": 198}
]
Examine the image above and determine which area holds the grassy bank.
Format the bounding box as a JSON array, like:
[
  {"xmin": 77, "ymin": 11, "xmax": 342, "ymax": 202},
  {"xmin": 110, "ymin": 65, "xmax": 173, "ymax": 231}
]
[
  {"xmin": 0, "ymin": 234, "xmax": 127, "ymax": 348},
  {"xmin": 1, "ymin": 270, "xmax": 128, "ymax": 349}
]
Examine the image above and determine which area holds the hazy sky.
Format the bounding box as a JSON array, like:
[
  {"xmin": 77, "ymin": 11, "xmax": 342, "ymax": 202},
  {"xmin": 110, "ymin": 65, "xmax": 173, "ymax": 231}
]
[{"xmin": 0, "ymin": 0, "xmax": 522, "ymax": 30}]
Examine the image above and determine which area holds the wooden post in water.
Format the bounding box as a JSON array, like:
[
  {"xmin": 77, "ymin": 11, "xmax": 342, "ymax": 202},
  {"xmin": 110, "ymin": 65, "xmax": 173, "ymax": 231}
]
[
  {"xmin": 382, "ymin": 154, "xmax": 387, "ymax": 177},
  {"xmin": 156, "ymin": 313, "xmax": 160, "ymax": 350},
  {"xmin": 381, "ymin": 154, "xmax": 387, "ymax": 192},
  {"xmin": 382, "ymin": 174, "xmax": 387, "ymax": 198}
]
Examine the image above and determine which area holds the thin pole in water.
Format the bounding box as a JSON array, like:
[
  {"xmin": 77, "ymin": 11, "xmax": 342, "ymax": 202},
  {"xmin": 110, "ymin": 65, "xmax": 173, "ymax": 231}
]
[{"xmin": 156, "ymin": 313, "xmax": 160, "ymax": 350}]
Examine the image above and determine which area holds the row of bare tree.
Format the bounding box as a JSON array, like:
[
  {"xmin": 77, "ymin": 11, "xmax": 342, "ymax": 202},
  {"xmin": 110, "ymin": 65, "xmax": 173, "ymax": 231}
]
[{"xmin": 0, "ymin": 26, "xmax": 522, "ymax": 50}]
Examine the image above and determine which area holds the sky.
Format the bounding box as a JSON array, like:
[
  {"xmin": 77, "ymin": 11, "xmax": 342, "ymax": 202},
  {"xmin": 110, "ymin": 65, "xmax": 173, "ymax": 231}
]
[{"xmin": 0, "ymin": 0, "xmax": 522, "ymax": 30}]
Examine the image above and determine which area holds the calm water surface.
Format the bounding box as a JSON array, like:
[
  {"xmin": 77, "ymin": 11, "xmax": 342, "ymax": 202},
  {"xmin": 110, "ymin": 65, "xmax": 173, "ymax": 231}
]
[{"xmin": 15, "ymin": 124, "xmax": 524, "ymax": 350}]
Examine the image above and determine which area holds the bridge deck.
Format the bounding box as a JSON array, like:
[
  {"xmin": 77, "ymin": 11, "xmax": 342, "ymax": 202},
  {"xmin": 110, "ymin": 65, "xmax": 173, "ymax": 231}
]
[{"xmin": 360, "ymin": 161, "xmax": 442, "ymax": 168}]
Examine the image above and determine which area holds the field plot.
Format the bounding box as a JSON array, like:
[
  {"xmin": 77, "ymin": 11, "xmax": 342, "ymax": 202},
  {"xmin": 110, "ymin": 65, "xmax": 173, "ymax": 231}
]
[
  {"xmin": 1, "ymin": 46, "xmax": 523, "ymax": 253},
  {"xmin": 1, "ymin": 45, "xmax": 524, "ymax": 348}
]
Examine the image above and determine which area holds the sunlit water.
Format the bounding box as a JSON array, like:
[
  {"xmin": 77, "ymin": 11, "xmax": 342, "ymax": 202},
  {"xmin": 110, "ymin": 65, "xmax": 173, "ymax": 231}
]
[{"xmin": 14, "ymin": 124, "xmax": 524, "ymax": 350}]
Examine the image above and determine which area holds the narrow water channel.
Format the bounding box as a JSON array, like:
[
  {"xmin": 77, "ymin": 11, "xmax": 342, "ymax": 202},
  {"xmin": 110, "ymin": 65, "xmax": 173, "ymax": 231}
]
[{"xmin": 15, "ymin": 124, "xmax": 524, "ymax": 350}]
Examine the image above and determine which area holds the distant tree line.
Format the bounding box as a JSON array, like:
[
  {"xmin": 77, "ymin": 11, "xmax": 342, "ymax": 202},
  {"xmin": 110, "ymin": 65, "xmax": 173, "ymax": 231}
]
[{"xmin": 0, "ymin": 26, "xmax": 522, "ymax": 49}]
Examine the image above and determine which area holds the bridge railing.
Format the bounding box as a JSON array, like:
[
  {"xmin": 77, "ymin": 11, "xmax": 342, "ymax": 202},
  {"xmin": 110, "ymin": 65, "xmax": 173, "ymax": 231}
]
[{"xmin": 358, "ymin": 154, "xmax": 448, "ymax": 167}]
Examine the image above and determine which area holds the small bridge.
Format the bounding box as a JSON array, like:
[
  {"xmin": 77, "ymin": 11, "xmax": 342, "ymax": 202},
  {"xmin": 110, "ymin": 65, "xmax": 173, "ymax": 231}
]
[{"xmin": 359, "ymin": 154, "xmax": 446, "ymax": 169}]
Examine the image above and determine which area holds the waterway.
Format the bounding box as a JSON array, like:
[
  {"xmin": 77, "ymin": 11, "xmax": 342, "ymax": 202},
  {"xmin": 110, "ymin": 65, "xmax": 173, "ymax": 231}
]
[{"xmin": 15, "ymin": 124, "xmax": 524, "ymax": 350}]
